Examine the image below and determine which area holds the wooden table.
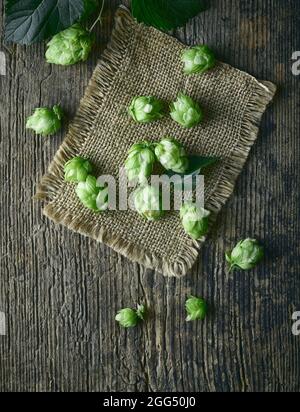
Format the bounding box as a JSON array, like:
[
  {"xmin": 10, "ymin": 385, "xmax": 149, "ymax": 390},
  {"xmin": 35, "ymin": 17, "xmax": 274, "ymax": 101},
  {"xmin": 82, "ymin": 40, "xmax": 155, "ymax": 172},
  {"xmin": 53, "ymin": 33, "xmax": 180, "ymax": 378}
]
[{"xmin": 0, "ymin": 0, "xmax": 299, "ymax": 392}]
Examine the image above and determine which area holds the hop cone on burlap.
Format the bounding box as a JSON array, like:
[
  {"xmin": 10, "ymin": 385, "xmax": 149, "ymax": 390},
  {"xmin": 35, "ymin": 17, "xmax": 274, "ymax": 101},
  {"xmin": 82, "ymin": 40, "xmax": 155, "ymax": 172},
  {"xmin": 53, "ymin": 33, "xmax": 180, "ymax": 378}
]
[
  {"xmin": 115, "ymin": 304, "xmax": 146, "ymax": 328},
  {"xmin": 125, "ymin": 142, "xmax": 156, "ymax": 183},
  {"xmin": 128, "ymin": 96, "xmax": 164, "ymax": 123},
  {"xmin": 154, "ymin": 137, "xmax": 189, "ymax": 173},
  {"xmin": 182, "ymin": 45, "xmax": 216, "ymax": 75},
  {"xmin": 133, "ymin": 185, "xmax": 164, "ymax": 221},
  {"xmin": 225, "ymin": 239, "xmax": 264, "ymax": 271},
  {"xmin": 26, "ymin": 105, "xmax": 63, "ymax": 136},
  {"xmin": 185, "ymin": 296, "xmax": 207, "ymax": 321},
  {"xmin": 75, "ymin": 175, "xmax": 108, "ymax": 212},
  {"xmin": 180, "ymin": 202, "xmax": 210, "ymax": 240},
  {"xmin": 64, "ymin": 157, "xmax": 93, "ymax": 182},
  {"xmin": 170, "ymin": 93, "xmax": 203, "ymax": 128},
  {"xmin": 45, "ymin": 24, "xmax": 94, "ymax": 66}
]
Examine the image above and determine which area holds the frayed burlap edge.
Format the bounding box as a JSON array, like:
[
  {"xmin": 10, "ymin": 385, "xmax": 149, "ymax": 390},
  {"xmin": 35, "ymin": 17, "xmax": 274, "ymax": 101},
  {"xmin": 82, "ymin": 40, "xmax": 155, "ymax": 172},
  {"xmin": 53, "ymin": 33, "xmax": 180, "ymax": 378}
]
[{"xmin": 35, "ymin": 7, "xmax": 276, "ymax": 277}]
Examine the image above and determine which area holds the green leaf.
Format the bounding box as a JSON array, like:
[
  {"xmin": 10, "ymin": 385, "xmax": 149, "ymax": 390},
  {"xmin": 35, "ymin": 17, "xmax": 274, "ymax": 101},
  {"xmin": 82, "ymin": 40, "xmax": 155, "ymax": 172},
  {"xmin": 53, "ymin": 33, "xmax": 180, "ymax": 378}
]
[
  {"xmin": 166, "ymin": 155, "xmax": 218, "ymax": 190},
  {"xmin": 131, "ymin": 0, "xmax": 207, "ymax": 31},
  {"xmin": 167, "ymin": 155, "xmax": 218, "ymax": 178},
  {"xmin": 5, "ymin": 0, "xmax": 86, "ymax": 45}
]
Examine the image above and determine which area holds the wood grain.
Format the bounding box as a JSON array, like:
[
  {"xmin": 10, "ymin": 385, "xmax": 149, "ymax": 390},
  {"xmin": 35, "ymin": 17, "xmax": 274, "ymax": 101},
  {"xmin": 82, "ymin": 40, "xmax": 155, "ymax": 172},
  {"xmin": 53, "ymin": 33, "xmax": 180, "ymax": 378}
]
[{"xmin": 0, "ymin": 0, "xmax": 299, "ymax": 392}]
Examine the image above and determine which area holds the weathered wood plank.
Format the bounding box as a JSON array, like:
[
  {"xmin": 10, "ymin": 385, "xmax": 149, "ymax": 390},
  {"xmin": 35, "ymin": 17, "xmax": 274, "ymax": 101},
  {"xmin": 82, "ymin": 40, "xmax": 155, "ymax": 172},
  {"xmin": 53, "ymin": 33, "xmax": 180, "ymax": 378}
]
[{"xmin": 0, "ymin": 0, "xmax": 299, "ymax": 392}]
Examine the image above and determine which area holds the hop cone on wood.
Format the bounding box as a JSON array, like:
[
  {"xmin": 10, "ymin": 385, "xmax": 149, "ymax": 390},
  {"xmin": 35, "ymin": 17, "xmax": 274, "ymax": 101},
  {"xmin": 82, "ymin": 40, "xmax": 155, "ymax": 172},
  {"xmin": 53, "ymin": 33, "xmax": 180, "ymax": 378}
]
[
  {"xmin": 45, "ymin": 24, "xmax": 94, "ymax": 66},
  {"xmin": 225, "ymin": 239, "xmax": 264, "ymax": 271},
  {"xmin": 26, "ymin": 105, "xmax": 63, "ymax": 136},
  {"xmin": 180, "ymin": 202, "xmax": 210, "ymax": 240}
]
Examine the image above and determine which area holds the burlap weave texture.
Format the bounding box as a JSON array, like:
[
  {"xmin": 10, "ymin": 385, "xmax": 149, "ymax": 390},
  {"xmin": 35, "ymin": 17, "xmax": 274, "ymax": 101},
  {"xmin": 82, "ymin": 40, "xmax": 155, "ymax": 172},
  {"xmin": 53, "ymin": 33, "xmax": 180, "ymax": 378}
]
[{"xmin": 37, "ymin": 7, "xmax": 276, "ymax": 277}]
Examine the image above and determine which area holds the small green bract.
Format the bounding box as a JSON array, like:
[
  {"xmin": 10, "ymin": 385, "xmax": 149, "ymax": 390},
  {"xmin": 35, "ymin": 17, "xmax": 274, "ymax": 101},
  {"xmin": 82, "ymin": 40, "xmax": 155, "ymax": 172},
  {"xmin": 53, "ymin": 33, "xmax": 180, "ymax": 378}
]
[
  {"xmin": 45, "ymin": 24, "xmax": 94, "ymax": 66},
  {"xmin": 125, "ymin": 141, "xmax": 156, "ymax": 183},
  {"xmin": 170, "ymin": 93, "xmax": 203, "ymax": 128},
  {"xmin": 26, "ymin": 105, "xmax": 63, "ymax": 136},
  {"xmin": 225, "ymin": 238, "xmax": 264, "ymax": 271},
  {"xmin": 128, "ymin": 96, "xmax": 165, "ymax": 123},
  {"xmin": 185, "ymin": 296, "xmax": 207, "ymax": 321},
  {"xmin": 75, "ymin": 175, "xmax": 108, "ymax": 212},
  {"xmin": 154, "ymin": 137, "xmax": 189, "ymax": 173},
  {"xmin": 133, "ymin": 185, "xmax": 164, "ymax": 221},
  {"xmin": 64, "ymin": 157, "xmax": 93, "ymax": 182},
  {"xmin": 180, "ymin": 202, "xmax": 210, "ymax": 240},
  {"xmin": 115, "ymin": 304, "xmax": 146, "ymax": 328},
  {"xmin": 182, "ymin": 45, "xmax": 216, "ymax": 75}
]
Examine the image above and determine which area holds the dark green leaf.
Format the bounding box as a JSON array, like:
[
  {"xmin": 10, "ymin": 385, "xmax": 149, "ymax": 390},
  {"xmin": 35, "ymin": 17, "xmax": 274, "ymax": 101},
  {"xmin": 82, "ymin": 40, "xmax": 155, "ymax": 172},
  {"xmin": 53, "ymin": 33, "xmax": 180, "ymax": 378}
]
[
  {"xmin": 5, "ymin": 0, "xmax": 85, "ymax": 44},
  {"xmin": 131, "ymin": 0, "xmax": 207, "ymax": 31},
  {"xmin": 167, "ymin": 155, "xmax": 218, "ymax": 178},
  {"xmin": 166, "ymin": 155, "xmax": 218, "ymax": 190},
  {"xmin": 80, "ymin": 0, "xmax": 100, "ymax": 22}
]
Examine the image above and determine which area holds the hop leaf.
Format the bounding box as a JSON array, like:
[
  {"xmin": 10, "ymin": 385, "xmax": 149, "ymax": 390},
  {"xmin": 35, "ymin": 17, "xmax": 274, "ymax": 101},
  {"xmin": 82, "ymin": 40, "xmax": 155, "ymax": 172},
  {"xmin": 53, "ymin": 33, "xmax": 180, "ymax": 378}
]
[
  {"xmin": 26, "ymin": 105, "xmax": 63, "ymax": 136},
  {"xmin": 154, "ymin": 137, "xmax": 189, "ymax": 173},
  {"xmin": 64, "ymin": 157, "xmax": 93, "ymax": 182},
  {"xmin": 128, "ymin": 96, "xmax": 165, "ymax": 123},
  {"xmin": 182, "ymin": 45, "xmax": 216, "ymax": 75},
  {"xmin": 180, "ymin": 202, "xmax": 210, "ymax": 240},
  {"xmin": 185, "ymin": 296, "xmax": 207, "ymax": 321},
  {"xmin": 226, "ymin": 239, "xmax": 264, "ymax": 271},
  {"xmin": 170, "ymin": 93, "xmax": 203, "ymax": 128},
  {"xmin": 45, "ymin": 24, "xmax": 94, "ymax": 66},
  {"xmin": 125, "ymin": 141, "xmax": 156, "ymax": 184},
  {"xmin": 75, "ymin": 175, "xmax": 108, "ymax": 212},
  {"xmin": 133, "ymin": 185, "xmax": 164, "ymax": 221},
  {"xmin": 115, "ymin": 304, "xmax": 146, "ymax": 328}
]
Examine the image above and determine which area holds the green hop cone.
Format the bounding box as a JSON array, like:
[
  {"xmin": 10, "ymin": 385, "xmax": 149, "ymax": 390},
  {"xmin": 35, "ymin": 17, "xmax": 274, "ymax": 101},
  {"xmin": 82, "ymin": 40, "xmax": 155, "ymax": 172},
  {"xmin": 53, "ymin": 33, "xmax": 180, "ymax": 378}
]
[
  {"xmin": 26, "ymin": 105, "xmax": 63, "ymax": 136},
  {"xmin": 115, "ymin": 304, "xmax": 146, "ymax": 328},
  {"xmin": 185, "ymin": 296, "xmax": 207, "ymax": 321},
  {"xmin": 133, "ymin": 185, "xmax": 164, "ymax": 221},
  {"xmin": 154, "ymin": 137, "xmax": 189, "ymax": 173},
  {"xmin": 45, "ymin": 24, "xmax": 94, "ymax": 66},
  {"xmin": 182, "ymin": 45, "xmax": 216, "ymax": 75},
  {"xmin": 125, "ymin": 142, "xmax": 156, "ymax": 183},
  {"xmin": 225, "ymin": 238, "xmax": 264, "ymax": 271},
  {"xmin": 128, "ymin": 96, "xmax": 164, "ymax": 123},
  {"xmin": 64, "ymin": 157, "xmax": 93, "ymax": 182},
  {"xmin": 170, "ymin": 93, "xmax": 203, "ymax": 128},
  {"xmin": 180, "ymin": 202, "xmax": 210, "ymax": 240},
  {"xmin": 75, "ymin": 175, "xmax": 108, "ymax": 212}
]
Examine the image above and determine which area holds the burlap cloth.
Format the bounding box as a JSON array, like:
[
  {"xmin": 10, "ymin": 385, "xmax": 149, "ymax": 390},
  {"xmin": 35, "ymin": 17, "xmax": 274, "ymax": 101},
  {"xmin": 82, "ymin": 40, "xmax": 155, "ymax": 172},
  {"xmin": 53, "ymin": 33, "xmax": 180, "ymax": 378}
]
[{"xmin": 36, "ymin": 6, "xmax": 276, "ymax": 277}]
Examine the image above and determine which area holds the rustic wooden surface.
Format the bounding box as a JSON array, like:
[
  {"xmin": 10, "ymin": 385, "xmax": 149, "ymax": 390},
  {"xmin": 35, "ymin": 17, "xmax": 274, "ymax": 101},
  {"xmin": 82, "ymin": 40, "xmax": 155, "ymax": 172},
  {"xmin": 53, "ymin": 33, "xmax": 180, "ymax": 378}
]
[{"xmin": 0, "ymin": 0, "xmax": 299, "ymax": 392}]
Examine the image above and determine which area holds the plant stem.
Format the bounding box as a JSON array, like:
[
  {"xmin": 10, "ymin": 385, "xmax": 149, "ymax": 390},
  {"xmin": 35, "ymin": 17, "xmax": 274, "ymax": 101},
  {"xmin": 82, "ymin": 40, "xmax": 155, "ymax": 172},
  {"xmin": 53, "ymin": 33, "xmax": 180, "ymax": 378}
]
[{"xmin": 89, "ymin": 0, "xmax": 105, "ymax": 32}]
